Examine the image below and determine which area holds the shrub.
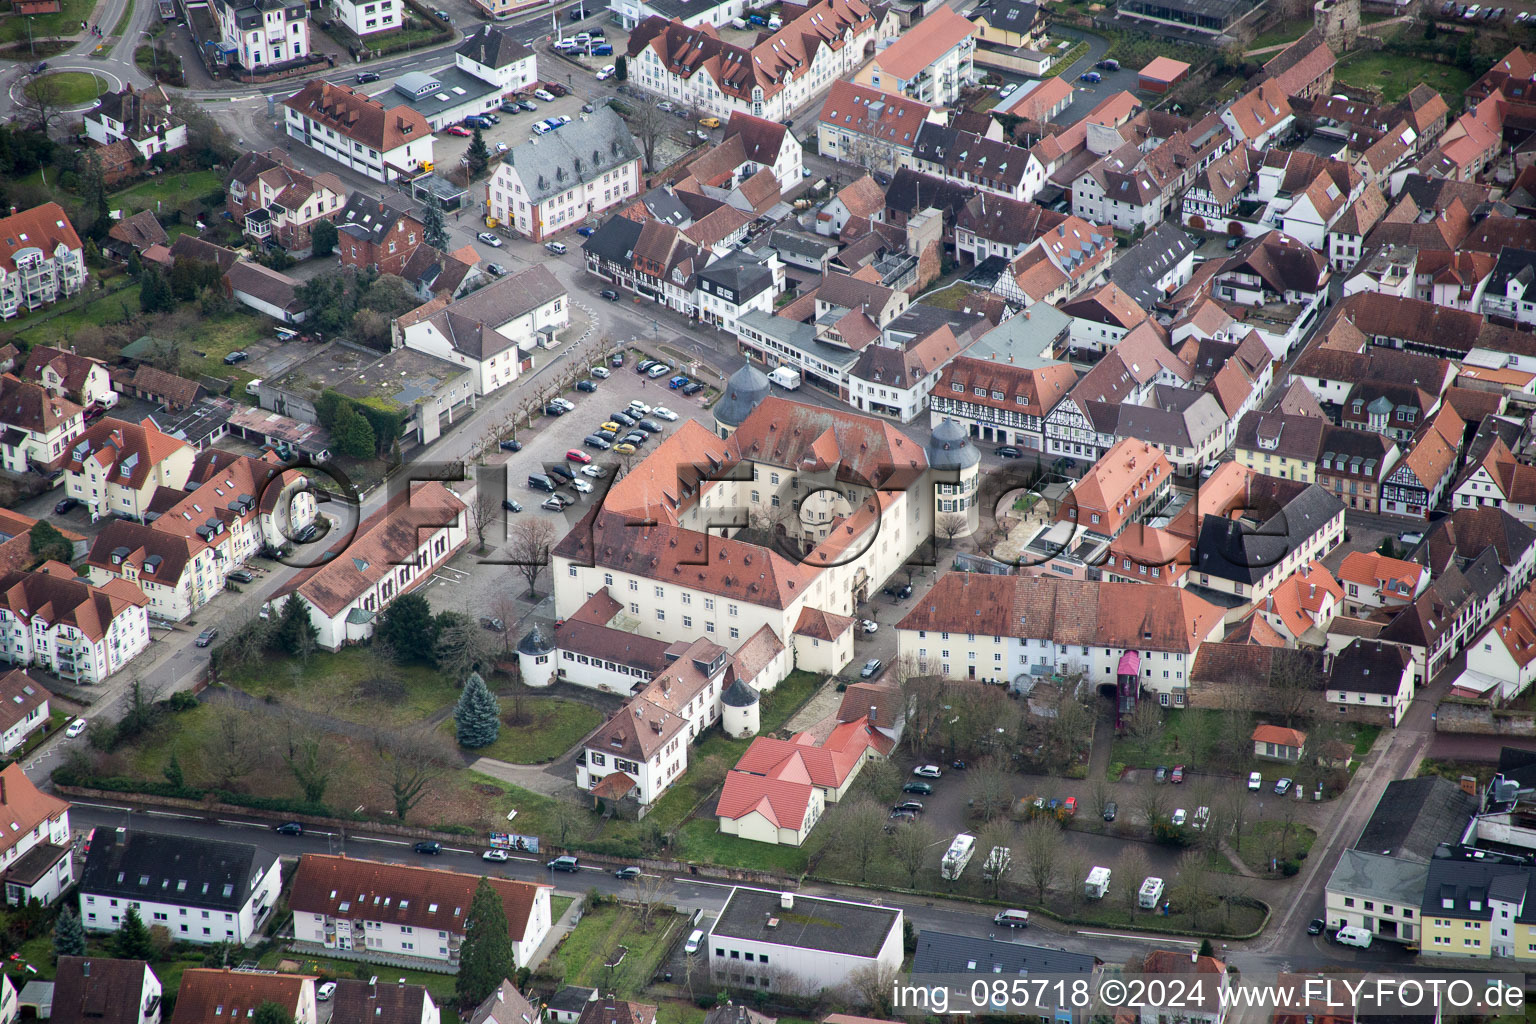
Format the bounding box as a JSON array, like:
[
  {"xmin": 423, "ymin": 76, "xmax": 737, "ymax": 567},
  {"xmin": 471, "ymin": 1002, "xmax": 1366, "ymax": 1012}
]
[{"xmin": 1280, "ymin": 860, "xmax": 1300, "ymax": 877}]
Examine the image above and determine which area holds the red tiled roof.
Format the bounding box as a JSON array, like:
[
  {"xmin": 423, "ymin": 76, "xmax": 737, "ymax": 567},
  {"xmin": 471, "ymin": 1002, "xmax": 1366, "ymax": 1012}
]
[
  {"xmin": 715, "ymin": 772, "xmax": 816, "ymax": 829},
  {"xmin": 1252, "ymin": 724, "xmax": 1307, "ymax": 747},
  {"xmin": 870, "ymin": 5, "xmax": 975, "ymax": 81},
  {"xmin": 0, "ymin": 203, "xmax": 82, "ymax": 274}
]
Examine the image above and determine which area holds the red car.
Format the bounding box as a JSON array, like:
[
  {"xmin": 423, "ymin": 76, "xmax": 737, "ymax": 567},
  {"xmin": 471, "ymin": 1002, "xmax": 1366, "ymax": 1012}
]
[
  {"xmin": 1171, "ymin": 765, "xmax": 1185, "ymax": 783},
  {"xmin": 566, "ymin": 448, "xmax": 592, "ymax": 464},
  {"xmin": 445, "ymin": 125, "xmax": 472, "ymax": 136}
]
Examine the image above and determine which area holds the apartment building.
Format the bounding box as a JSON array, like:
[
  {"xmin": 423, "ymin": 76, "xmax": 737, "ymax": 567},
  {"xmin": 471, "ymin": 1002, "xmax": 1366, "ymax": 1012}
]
[
  {"xmin": 211, "ymin": 0, "xmax": 310, "ymax": 71},
  {"xmin": 330, "ymin": 0, "xmax": 400, "ymax": 35},
  {"xmin": 63, "ymin": 417, "xmax": 195, "ymax": 523},
  {"xmin": 0, "ymin": 373, "xmax": 84, "ymax": 472},
  {"xmin": 226, "ymin": 151, "xmax": 347, "ymax": 255},
  {"xmin": 485, "ymin": 108, "xmax": 642, "ymax": 241},
  {"xmin": 895, "ymin": 571, "xmax": 1225, "ymax": 704},
  {"xmin": 396, "ymin": 266, "xmax": 567, "ymax": 395},
  {"xmin": 854, "ymin": 6, "xmax": 976, "ymax": 107},
  {"xmin": 0, "ymin": 203, "xmax": 87, "ymax": 319},
  {"xmin": 283, "ymin": 81, "xmax": 434, "ymax": 183},
  {"xmin": 79, "ymin": 830, "xmax": 281, "ymax": 944},
  {"xmin": 52, "ymin": 956, "xmax": 163, "ymax": 1024},
  {"xmin": 290, "ymin": 855, "xmax": 551, "ymax": 968},
  {"xmin": 336, "ymin": 194, "xmax": 424, "ymax": 276},
  {"xmin": 172, "ymin": 972, "xmax": 316, "ymax": 1024},
  {"xmin": 1060, "ymin": 439, "xmax": 1173, "ymax": 541},
  {"xmin": 0, "ymin": 670, "xmax": 50, "ymax": 756},
  {"xmin": 1234, "ymin": 411, "xmax": 1323, "ymax": 483},
  {"xmin": 266, "ymin": 481, "xmax": 467, "ymax": 650},
  {"xmin": 455, "ymin": 25, "xmax": 538, "ymax": 94},
  {"xmin": 627, "ymin": 0, "xmax": 891, "ymax": 124},
  {"xmin": 0, "ymin": 763, "xmax": 74, "ymax": 907},
  {"xmin": 0, "ymin": 564, "xmax": 151, "ymax": 685}
]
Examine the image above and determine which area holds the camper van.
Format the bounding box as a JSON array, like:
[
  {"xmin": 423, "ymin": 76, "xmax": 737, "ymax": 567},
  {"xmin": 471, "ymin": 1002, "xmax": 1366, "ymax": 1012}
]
[
  {"xmin": 1084, "ymin": 866, "xmax": 1111, "ymax": 899},
  {"xmin": 1137, "ymin": 876, "xmax": 1164, "ymax": 909},
  {"xmin": 941, "ymin": 833, "xmax": 976, "ymax": 880},
  {"xmin": 1335, "ymin": 926, "xmax": 1373, "ymax": 948}
]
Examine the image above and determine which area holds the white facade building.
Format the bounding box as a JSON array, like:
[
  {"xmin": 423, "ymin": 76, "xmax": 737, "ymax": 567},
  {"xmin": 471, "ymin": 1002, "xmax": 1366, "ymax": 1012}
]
[
  {"xmin": 0, "ymin": 764, "xmax": 73, "ymax": 908},
  {"xmin": 283, "ymin": 80, "xmax": 434, "ymax": 183},
  {"xmin": 330, "ymin": 0, "xmax": 400, "ymax": 36},
  {"xmin": 706, "ymin": 888, "xmax": 903, "ymax": 997},
  {"xmin": 212, "ymin": 0, "xmax": 310, "ymax": 70},
  {"xmin": 485, "ymin": 108, "xmax": 642, "ymax": 242},
  {"xmin": 0, "ymin": 565, "xmax": 150, "ymax": 685}
]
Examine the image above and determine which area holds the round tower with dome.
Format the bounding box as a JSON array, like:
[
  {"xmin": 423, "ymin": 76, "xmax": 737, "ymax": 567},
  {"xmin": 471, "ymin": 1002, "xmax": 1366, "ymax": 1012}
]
[
  {"xmin": 713, "ymin": 363, "xmax": 772, "ymax": 438},
  {"xmin": 926, "ymin": 417, "xmax": 981, "ymax": 539},
  {"xmin": 516, "ymin": 624, "xmax": 557, "ymax": 688},
  {"xmin": 720, "ymin": 675, "xmax": 761, "ymax": 737}
]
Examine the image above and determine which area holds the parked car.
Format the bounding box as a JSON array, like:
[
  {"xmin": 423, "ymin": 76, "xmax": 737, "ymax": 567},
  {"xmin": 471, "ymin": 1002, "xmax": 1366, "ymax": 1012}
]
[
  {"xmin": 224, "ymin": 350, "xmax": 249, "ymax": 364},
  {"xmin": 500, "ymin": 99, "xmax": 523, "ymax": 112},
  {"xmin": 503, "ymin": 499, "xmax": 523, "ymax": 512},
  {"xmin": 548, "ymin": 855, "xmax": 581, "ymax": 871},
  {"xmin": 596, "ymin": 64, "xmax": 616, "ymax": 80},
  {"xmin": 275, "ymin": 822, "xmax": 304, "ymax": 835},
  {"xmin": 477, "ymin": 231, "xmax": 503, "ymax": 247},
  {"xmin": 1248, "ymin": 771, "xmax": 1263, "ymax": 791},
  {"xmin": 888, "ymin": 810, "xmax": 917, "ymax": 824},
  {"xmin": 534, "ymin": 88, "xmax": 556, "ymax": 101},
  {"xmin": 294, "ymin": 522, "xmax": 323, "ymax": 543},
  {"xmin": 621, "ymin": 431, "xmax": 648, "ymax": 446},
  {"xmin": 628, "ymin": 400, "xmax": 652, "ymax": 414},
  {"xmin": 551, "ymin": 397, "xmax": 575, "ymax": 411},
  {"xmin": 614, "ymin": 866, "xmax": 642, "ymax": 879},
  {"xmin": 446, "ymin": 125, "xmax": 472, "ymax": 136},
  {"xmin": 520, "ymin": 99, "xmax": 538, "ymax": 111},
  {"xmin": 1096, "ymin": 58, "xmax": 1119, "ymax": 70},
  {"xmin": 903, "ymin": 781, "xmax": 933, "ymax": 795},
  {"xmin": 684, "ymin": 929, "xmax": 703, "ymax": 953},
  {"xmin": 483, "ymin": 849, "xmax": 509, "ymax": 862},
  {"xmin": 1079, "ymin": 70, "xmax": 1102, "ymax": 83},
  {"xmin": 860, "ymin": 619, "xmax": 878, "ymax": 634},
  {"xmin": 647, "ymin": 363, "xmax": 673, "ymax": 378},
  {"xmin": 433, "ymin": 8, "xmax": 450, "ymax": 17},
  {"xmin": 652, "ymin": 406, "xmax": 678, "ymax": 420},
  {"xmin": 550, "ymin": 465, "xmax": 575, "ymax": 483},
  {"xmin": 611, "ymin": 351, "xmax": 625, "ymax": 366},
  {"xmin": 486, "ymin": 263, "xmax": 507, "ymax": 276},
  {"xmin": 317, "ymin": 983, "xmax": 337, "ymax": 1003},
  {"xmin": 496, "ymin": 142, "xmax": 510, "ymax": 153},
  {"xmin": 682, "ymin": 381, "xmax": 706, "ymax": 394},
  {"xmin": 668, "ymin": 374, "xmax": 690, "ymax": 388},
  {"xmin": 1171, "ymin": 808, "xmax": 1187, "ymax": 826},
  {"xmin": 1063, "ymin": 796, "xmax": 1077, "ymax": 816},
  {"xmin": 480, "ymin": 616, "xmax": 505, "ymax": 632},
  {"xmin": 484, "ymin": 112, "xmax": 501, "ymax": 124},
  {"xmin": 355, "ymin": 71, "xmax": 381, "ymax": 83},
  {"xmin": 30, "ymin": 62, "xmax": 48, "ymax": 73},
  {"xmin": 499, "ymin": 439, "xmax": 523, "ymax": 452},
  {"xmin": 583, "ymin": 434, "xmax": 611, "ymax": 450},
  {"xmin": 860, "ymin": 658, "xmax": 883, "ymax": 678},
  {"xmin": 636, "ymin": 359, "xmax": 657, "ymax": 373},
  {"xmin": 195, "ymin": 628, "xmax": 218, "ymax": 647},
  {"xmin": 892, "ymin": 801, "xmax": 924, "ymax": 814},
  {"xmin": 1308, "ymin": 918, "xmax": 1326, "ymax": 935},
  {"xmin": 1274, "ymin": 777, "xmax": 1292, "ymax": 795},
  {"xmin": 576, "ymin": 379, "xmax": 598, "ymax": 392},
  {"xmin": 546, "ymin": 241, "xmax": 568, "ymax": 255},
  {"xmin": 542, "ymin": 496, "xmax": 569, "ymax": 511},
  {"xmin": 53, "ymin": 497, "xmax": 78, "ymax": 514},
  {"xmin": 994, "ymin": 446, "xmax": 1022, "ymax": 459},
  {"xmin": 228, "ymin": 569, "xmax": 255, "ymax": 584},
  {"xmin": 65, "ymin": 718, "xmax": 87, "ymax": 739},
  {"xmin": 600, "ymin": 289, "xmax": 620, "ymax": 300},
  {"xmin": 612, "ymin": 411, "xmax": 637, "ymax": 426},
  {"xmin": 612, "ymin": 442, "xmax": 636, "ymax": 454},
  {"xmin": 543, "ymin": 403, "xmax": 566, "ymax": 416},
  {"xmin": 699, "ymin": 116, "xmax": 721, "ymax": 128},
  {"xmin": 913, "ymin": 765, "xmax": 943, "ymax": 778},
  {"xmin": 581, "ymin": 464, "xmax": 605, "ymax": 478},
  {"xmin": 638, "ymin": 418, "xmax": 663, "ymax": 433},
  {"xmin": 591, "ymin": 366, "xmax": 612, "ymax": 378},
  {"xmin": 1171, "ymin": 765, "xmax": 1185, "ymax": 783},
  {"xmin": 1103, "ymin": 800, "xmax": 1117, "ymax": 821},
  {"xmin": 1154, "ymin": 765, "xmax": 1168, "ymax": 783},
  {"xmin": 413, "ymin": 841, "xmax": 442, "ymax": 854}
]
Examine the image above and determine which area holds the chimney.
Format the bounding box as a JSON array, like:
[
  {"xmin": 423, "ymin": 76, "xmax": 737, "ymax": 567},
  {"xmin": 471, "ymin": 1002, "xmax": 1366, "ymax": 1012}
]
[{"xmin": 868, "ymin": 705, "xmax": 878, "ymax": 723}]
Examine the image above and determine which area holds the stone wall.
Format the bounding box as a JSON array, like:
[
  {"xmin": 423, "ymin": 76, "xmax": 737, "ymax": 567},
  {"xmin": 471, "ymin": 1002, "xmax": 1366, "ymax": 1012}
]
[{"xmin": 1435, "ymin": 697, "xmax": 1536, "ymax": 736}]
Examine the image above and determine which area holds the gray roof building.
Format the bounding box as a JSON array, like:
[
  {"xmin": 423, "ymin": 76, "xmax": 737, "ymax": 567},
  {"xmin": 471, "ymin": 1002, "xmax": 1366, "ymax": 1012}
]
[
  {"xmin": 1327, "ymin": 848, "xmax": 1428, "ymax": 910},
  {"xmin": 697, "ymin": 250, "xmax": 777, "ymax": 305},
  {"xmin": 1354, "ymin": 776, "xmax": 1476, "ymax": 861},
  {"xmin": 713, "ymin": 362, "xmax": 772, "ymax": 429},
  {"xmin": 709, "ymin": 887, "xmax": 900, "ymax": 958},
  {"xmin": 910, "ymin": 930, "xmax": 1096, "ymax": 976},
  {"xmin": 1194, "ymin": 482, "xmax": 1345, "ymax": 586},
  {"xmin": 336, "ymin": 192, "xmax": 416, "ymax": 245},
  {"xmin": 79, "ymin": 830, "xmax": 277, "ymax": 913},
  {"xmin": 1116, "ymin": 387, "xmax": 1227, "ymax": 451},
  {"xmin": 508, "ymin": 107, "xmax": 641, "ymax": 207},
  {"xmin": 455, "ymin": 24, "xmax": 534, "ymax": 69},
  {"xmin": 927, "ymin": 417, "xmax": 979, "ymax": 471},
  {"xmin": 1107, "ymin": 222, "xmax": 1197, "ymax": 310},
  {"xmin": 407, "ymin": 264, "xmax": 567, "ymax": 362},
  {"xmin": 966, "ymin": 302, "xmax": 1070, "ymax": 367}
]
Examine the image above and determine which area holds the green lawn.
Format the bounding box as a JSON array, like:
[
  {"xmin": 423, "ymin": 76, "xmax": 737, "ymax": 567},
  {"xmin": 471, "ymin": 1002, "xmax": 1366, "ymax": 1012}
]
[
  {"xmin": 1334, "ymin": 51, "xmax": 1472, "ymax": 105},
  {"xmin": 110, "ymin": 169, "xmax": 223, "ymax": 215},
  {"xmin": 257, "ymin": 950, "xmax": 458, "ymax": 996},
  {"xmin": 1351, "ymin": 723, "xmax": 1382, "ymax": 757},
  {"xmin": 223, "ymin": 647, "xmax": 458, "ymax": 729},
  {"xmin": 14, "ymin": 280, "xmax": 141, "ymax": 347},
  {"xmin": 921, "ymin": 283, "xmax": 976, "ymax": 311},
  {"xmin": 1249, "ymin": 18, "xmax": 1312, "ymax": 50},
  {"xmin": 9, "ymin": 932, "xmax": 204, "ymax": 990},
  {"xmin": 110, "ymin": 0, "xmax": 134, "ymax": 36},
  {"xmin": 0, "ymin": 0, "xmax": 93, "ymax": 41},
  {"xmin": 676, "ymin": 817, "xmax": 809, "ymax": 874},
  {"xmin": 552, "ymin": 894, "xmax": 575, "ymax": 921},
  {"xmin": 1231, "ymin": 821, "xmax": 1317, "ymax": 874},
  {"xmin": 27, "ymin": 70, "xmax": 106, "ymax": 105},
  {"xmin": 447, "ymin": 695, "xmax": 602, "ymax": 763},
  {"xmin": 545, "ymin": 902, "xmax": 687, "ymax": 996}
]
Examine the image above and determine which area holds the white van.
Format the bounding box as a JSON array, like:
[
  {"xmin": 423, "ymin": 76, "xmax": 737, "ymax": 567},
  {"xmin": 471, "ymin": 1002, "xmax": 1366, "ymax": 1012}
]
[
  {"xmin": 1335, "ymin": 925, "xmax": 1373, "ymax": 948},
  {"xmin": 993, "ymin": 909, "xmax": 1029, "ymax": 928},
  {"xmin": 684, "ymin": 929, "xmax": 704, "ymax": 954}
]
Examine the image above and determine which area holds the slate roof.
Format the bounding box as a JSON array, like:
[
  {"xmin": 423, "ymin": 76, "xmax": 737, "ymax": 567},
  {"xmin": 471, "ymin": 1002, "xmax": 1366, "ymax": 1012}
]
[
  {"xmin": 335, "ymin": 192, "xmax": 417, "ymax": 245},
  {"xmin": 1330, "ymin": 639, "xmax": 1411, "ymax": 696},
  {"xmin": 403, "ymin": 264, "xmax": 564, "ymax": 361},
  {"xmin": 51, "ymin": 957, "xmax": 154, "ymax": 1024},
  {"xmin": 1106, "ymin": 222, "xmax": 1196, "ymax": 310},
  {"xmin": 1354, "ymin": 776, "xmax": 1476, "ymax": 861},
  {"xmin": 1194, "ymin": 483, "xmax": 1344, "ymax": 585},
  {"xmin": 911, "ymin": 931, "xmax": 1095, "ymax": 976},
  {"xmin": 80, "ymin": 829, "xmax": 277, "ymax": 911},
  {"xmin": 1326, "ymin": 849, "xmax": 1427, "ymax": 907},
  {"xmin": 506, "ymin": 108, "xmax": 640, "ymax": 207},
  {"xmin": 455, "ymin": 24, "xmax": 534, "ymax": 68},
  {"xmin": 331, "ymin": 979, "xmax": 435, "ymax": 1024}
]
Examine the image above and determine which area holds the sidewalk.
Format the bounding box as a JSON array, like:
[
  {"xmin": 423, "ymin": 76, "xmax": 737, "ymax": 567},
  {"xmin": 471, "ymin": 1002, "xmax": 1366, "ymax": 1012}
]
[{"xmin": 526, "ymin": 891, "xmax": 584, "ymax": 970}]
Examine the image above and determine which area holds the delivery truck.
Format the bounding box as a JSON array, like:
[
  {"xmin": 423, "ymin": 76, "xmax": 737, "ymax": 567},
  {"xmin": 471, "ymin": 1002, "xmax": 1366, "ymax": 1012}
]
[{"xmin": 768, "ymin": 366, "xmax": 802, "ymax": 390}]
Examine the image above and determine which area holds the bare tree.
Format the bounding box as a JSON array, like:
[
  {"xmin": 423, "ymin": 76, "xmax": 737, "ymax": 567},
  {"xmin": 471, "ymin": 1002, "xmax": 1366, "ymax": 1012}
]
[
  {"xmin": 18, "ymin": 73, "xmax": 72, "ymax": 135},
  {"xmin": 899, "ymin": 669, "xmax": 948, "ymax": 755},
  {"xmin": 861, "ymin": 757, "xmax": 902, "ymax": 804},
  {"xmin": 1062, "ymin": 848, "xmax": 1091, "ymax": 912},
  {"xmin": 550, "ymin": 798, "xmax": 583, "ymax": 847},
  {"xmin": 846, "ymin": 960, "xmax": 902, "ymax": 1014},
  {"xmin": 490, "ymin": 587, "xmax": 520, "ymax": 655},
  {"xmin": 1126, "ymin": 701, "xmax": 1163, "ymax": 763},
  {"xmin": 1268, "ymin": 648, "xmax": 1323, "ymax": 725},
  {"xmin": 1173, "ymin": 850, "xmax": 1216, "ymax": 928},
  {"xmin": 277, "ymin": 715, "xmax": 338, "ymax": 806},
  {"xmin": 627, "ymin": 100, "xmax": 667, "ymax": 170},
  {"xmin": 887, "ymin": 817, "xmax": 938, "ymax": 888},
  {"xmin": 1218, "ymin": 785, "xmax": 1250, "ymax": 852},
  {"xmin": 936, "ymin": 513, "xmax": 968, "ymax": 547},
  {"xmin": 1211, "ymin": 870, "xmax": 1250, "ymax": 928},
  {"xmin": 965, "ymin": 755, "xmax": 1014, "ymax": 822},
  {"xmin": 508, "ymin": 517, "xmax": 556, "ymax": 597},
  {"xmin": 467, "ymin": 483, "xmax": 501, "ymax": 554},
  {"xmin": 627, "ymin": 873, "xmax": 668, "ymax": 931},
  {"xmin": 1087, "ymin": 778, "xmax": 1111, "ymax": 823},
  {"xmin": 1118, "ymin": 845, "xmax": 1151, "ymax": 919},
  {"xmin": 202, "ymin": 706, "xmax": 263, "ymax": 790},
  {"xmin": 1020, "ymin": 816, "xmax": 1063, "ymax": 903},
  {"xmin": 376, "ymin": 725, "xmax": 456, "ymax": 823},
  {"xmin": 831, "ymin": 798, "xmax": 888, "ymax": 880},
  {"xmin": 1134, "ymin": 785, "xmax": 1170, "ymax": 833}
]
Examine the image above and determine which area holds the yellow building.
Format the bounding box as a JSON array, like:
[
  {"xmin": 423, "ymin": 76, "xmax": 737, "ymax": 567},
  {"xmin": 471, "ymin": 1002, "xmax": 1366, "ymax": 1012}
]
[
  {"xmin": 1421, "ymin": 858, "xmax": 1536, "ymax": 960},
  {"xmin": 1234, "ymin": 410, "xmax": 1323, "ymax": 484},
  {"xmin": 969, "ymin": 0, "xmax": 1045, "ymax": 49}
]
